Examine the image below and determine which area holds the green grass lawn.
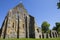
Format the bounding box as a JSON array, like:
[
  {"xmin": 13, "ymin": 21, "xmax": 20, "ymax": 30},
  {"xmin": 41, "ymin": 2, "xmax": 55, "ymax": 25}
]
[{"xmin": 0, "ymin": 38, "xmax": 60, "ymax": 40}]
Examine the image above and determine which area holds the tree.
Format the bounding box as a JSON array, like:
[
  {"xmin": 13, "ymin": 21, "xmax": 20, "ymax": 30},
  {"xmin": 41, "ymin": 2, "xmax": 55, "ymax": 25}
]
[
  {"xmin": 56, "ymin": 22, "xmax": 60, "ymax": 33},
  {"xmin": 57, "ymin": 0, "xmax": 60, "ymax": 9},
  {"xmin": 41, "ymin": 21, "xmax": 50, "ymax": 33},
  {"xmin": 53, "ymin": 22, "xmax": 60, "ymax": 33},
  {"xmin": 52, "ymin": 26, "xmax": 57, "ymax": 30}
]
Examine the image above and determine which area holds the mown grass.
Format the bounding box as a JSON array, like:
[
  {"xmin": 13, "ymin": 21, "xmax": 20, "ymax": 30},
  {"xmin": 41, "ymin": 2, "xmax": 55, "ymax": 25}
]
[{"xmin": 0, "ymin": 38, "xmax": 60, "ymax": 40}]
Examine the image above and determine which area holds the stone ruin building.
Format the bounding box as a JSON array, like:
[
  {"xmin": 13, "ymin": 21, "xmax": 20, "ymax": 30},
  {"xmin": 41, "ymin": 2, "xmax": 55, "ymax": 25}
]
[{"xmin": 0, "ymin": 3, "xmax": 60, "ymax": 39}]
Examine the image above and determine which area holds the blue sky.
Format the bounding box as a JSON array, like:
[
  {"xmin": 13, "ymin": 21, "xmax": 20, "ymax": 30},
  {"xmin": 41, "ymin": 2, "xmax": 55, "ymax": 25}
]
[{"xmin": 0, "ymin": 0, "xmax": 60, "ymax": 29}]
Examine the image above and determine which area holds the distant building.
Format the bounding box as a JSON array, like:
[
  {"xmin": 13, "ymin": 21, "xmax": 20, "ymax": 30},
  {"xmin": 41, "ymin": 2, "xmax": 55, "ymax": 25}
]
[{"xmin": 0, "ymin": 3, "xmax": 59, "ymax": 39}]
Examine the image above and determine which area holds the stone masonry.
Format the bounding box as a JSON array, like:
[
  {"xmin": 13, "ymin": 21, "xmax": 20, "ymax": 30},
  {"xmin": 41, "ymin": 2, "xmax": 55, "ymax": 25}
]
[{"xmin": 0, "ymin": 3, "xmax": 59, "ymax": 39}]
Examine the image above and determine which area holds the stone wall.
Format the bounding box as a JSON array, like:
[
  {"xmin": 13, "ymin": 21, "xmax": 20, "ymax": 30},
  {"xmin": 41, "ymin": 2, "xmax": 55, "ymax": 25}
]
[
  {"xmin": 29, "ymin": 15, "xmax": 35, "ymax": 38},
  {"xmin": 0, "ymin": 3, "xmax": 60, "ymax": 39},
  {"xmin": 34, "ymin": 23, "xmax": 59, "ymax": 39},
  {"xmin": 37, "ymin": 30, "xmax": 59, "ymax": 39}
]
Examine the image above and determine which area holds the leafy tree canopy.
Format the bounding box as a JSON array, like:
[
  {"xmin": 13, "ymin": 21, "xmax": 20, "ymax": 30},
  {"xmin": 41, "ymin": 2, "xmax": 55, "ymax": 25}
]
[
  {"xmin": 57, "ymin": 0, "xmax": 60, "ymax": 9},
  {"xmin": 41, "ymin": 21, "xmax": 50, "ymax": 33},
  {"xmin": 53, "ymin": 22, "xmax": 60, "ymax": 33}
]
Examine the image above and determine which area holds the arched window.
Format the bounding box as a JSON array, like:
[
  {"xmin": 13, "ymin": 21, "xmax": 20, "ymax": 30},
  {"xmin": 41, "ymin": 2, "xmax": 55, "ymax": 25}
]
[
  {"xmin": 37, "ymin": 29, "xmax": 39, "ymax": 33},
  {"xmin": 39, "ymin": 35, "xmax": 41, "ymax": 38},
  {"xmin": 12, "ymin": 23, "xmax": 14, "ymax": 28},
  {"xmin": 23, "ymin": 24, "xmax": 24, "ymax": 28}
]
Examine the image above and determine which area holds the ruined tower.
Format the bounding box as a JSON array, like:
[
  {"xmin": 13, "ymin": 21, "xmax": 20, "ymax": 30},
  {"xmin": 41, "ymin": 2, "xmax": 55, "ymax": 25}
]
[{"xmin": 0, "ymin": 3, "xmax": 36, "ymax": 38}]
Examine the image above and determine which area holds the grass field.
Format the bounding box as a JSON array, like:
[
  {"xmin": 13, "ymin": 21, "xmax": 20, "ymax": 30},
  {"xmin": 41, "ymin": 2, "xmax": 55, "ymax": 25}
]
[{"xmin": 0, "ymin": 38, "xmax": 60, "ymax": 40}]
